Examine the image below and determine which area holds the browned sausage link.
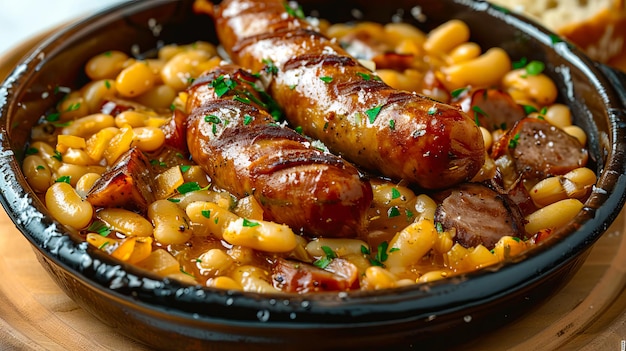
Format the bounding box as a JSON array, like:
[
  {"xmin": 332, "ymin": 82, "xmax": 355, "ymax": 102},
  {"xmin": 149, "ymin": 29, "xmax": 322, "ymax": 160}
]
[
  {"xmin": 434, "ymin": 182, "xmax": 526, "ymax": 250},
  {"xmin": 206, "ymin": 0, "xmax": 486, "ymax": 190},
  {"xmin": 492, "ymin": 118, "xmax": 588, "ymax": 180},
  {"xmin": 186, "ymin": 65, "xmax": 373, "ymax": 237}
]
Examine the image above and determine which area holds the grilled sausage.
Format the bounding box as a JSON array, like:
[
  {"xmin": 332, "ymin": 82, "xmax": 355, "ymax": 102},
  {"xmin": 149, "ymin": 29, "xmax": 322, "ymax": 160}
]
[
  {"xmin": 186, "ymin": 65, "xmax": 373, "ymax": 237},
  {"xmin": 199, "ymin": 0, "xmax": 485, "ymax": 190},
  {"xmin": 492, "ymin": 118, "xmax": 588, "ymax": 180},
  {"xmin": 434, "ymin": 182, "xmax": 526, "ymax": 249}
]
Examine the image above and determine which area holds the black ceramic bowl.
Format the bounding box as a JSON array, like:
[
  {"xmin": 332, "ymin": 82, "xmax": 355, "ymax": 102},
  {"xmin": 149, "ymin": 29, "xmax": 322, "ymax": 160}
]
[{"xmin": 1, "ymin": 0, "xmax": 626, "ymax": 350}]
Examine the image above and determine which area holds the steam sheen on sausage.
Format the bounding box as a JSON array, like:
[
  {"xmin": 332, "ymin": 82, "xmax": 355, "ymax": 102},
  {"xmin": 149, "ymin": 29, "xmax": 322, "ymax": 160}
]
[{"xmin": 202, "ymin": 0, "xmax": 486, "ymax": 189}]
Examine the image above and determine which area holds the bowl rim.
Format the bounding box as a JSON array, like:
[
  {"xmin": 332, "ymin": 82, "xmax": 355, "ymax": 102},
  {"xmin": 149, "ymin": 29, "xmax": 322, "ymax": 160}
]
[{"xmin": 0, "ymin": 0, "xmax": 625, "ymax": 328}]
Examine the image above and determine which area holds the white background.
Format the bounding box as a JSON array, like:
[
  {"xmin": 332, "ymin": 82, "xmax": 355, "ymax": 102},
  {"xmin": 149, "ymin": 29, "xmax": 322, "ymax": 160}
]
[{"xmin": 0, "ymin": 0, "xmax": 128, "ymax": 55}]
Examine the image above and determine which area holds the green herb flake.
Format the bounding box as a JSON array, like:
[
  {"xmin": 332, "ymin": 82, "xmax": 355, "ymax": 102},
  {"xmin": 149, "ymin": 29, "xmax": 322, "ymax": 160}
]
[
  {"xmin": 319, "ymin": 76, "xmax": 333, "ymax": 84},
  {"xmin": 104, "ymin": 80, "xmax": 111, "ymax": 89},
  {"xmin": 522, "ymin": 104, "xmax": 538, "ymax": 115},
  {"xmin": 168, "ymin": 198, "xmax": 181, "ymax": 203},
  {"xmin": 55, "ymin": 175, "xmax": 71, "ymax": 184},
  {"xmin": 472, "ymin": 105, "xmax": 487, "ymax": 127},
  {"xmin": 98, "ymin": 241, "xmax": 110, "ymax": 250},
  {"xmin": 427, "ymin": 106, "xmax": 437, "ymax": 115},
  {"xmin": 313, "ymin": 245, "xmax": 337, "ymax": 269},
  {"xmin": 242, "ymin": 218, "xmax": 260, "ymax": 227},
  {"xmin": 65, "ymin": 102, "xmax": 81, "ymax": 112},
  {"xmin": 87, "ymin": 220, "xmax": 111, "ymax": 236},
  {"xmin": 391, "ymin": 188, "xmax": 401, "ymax": 200},
  {"xmin": 201, "ymin": 210, "xmax": 211, "ymax": 219},
  {"xmin": 512, "ymin": 57, "xmax": 528, "ymax": 70},
  {"xmin": 389, "ymin": 247, "xmax": 400, "ymax": 253},
  {"xmin": 389, "ymin": 119, "xmax": 396, "ymax": 130},
  {"xmin": 36, "ymin": 165, "xmax": 45, "ymax": 170},
  {"xmin": 103, "ymin": 51, "xmax": 112, "ymax": 57},
  {"xmin": 52, "ymin": 150, "xmax": 62, "ymax": 161},
  {"xmin": 243, "ymin": 114, "xmax": 254, "ymax": 125},
  {"xmin": 211, "ymin": 75, "xmax": 238, "ymax": 97},
  {"xmin": 262, "ymin": 58, "xmax": 279, "ymax": 75},
  {"xmin": 540, "ymin": 106, "xmax": 548, "ymax": 115},
  {"xmin": 405, "ymin": 209, "xmax": 414, "ymax": 218},
  {"xmin": 46, "ymin": 112, "xmax": 60, "ymax": 122},
  {"xmin": 180, "ymin": 267, "xmax": 195, "ymax": 278},
  {"xmin": 295, "ymin": 126, "xmax": 303, "ymax": 134},
  {"xmin": 25, "ymin": 147, "xmax": 38, "ymax": 155},
  {"xmin": 450, "ymin": 87, "xmax": 469, "ymax": 99},
  {"xmin": 233, "ymin": 96, "xmax": 251, "ymax": 104},
  {"xmin": 435, "ymin": 221, "xmax": 444, "ymax": 233},
  {"xmin": 204, "ymin": 115, "xmax": 222, "ymax": 124},
  {"xmin": 170, "ymin": 104, "xmax": 176, "ymax": 111},
  {"xmin": 525, "ymin": 60, "xmax": 545, "ymax": 76},
  {"xmin": 387, "ymin": 206, "xmax": 401, "ymax": 218},
  {"xmin": 283, "ymin": 1, "xmax": 305, "ymax": 19},
  {"xmin": 187, "ymin": 77, "xmax": 196, "ymax": 84},
  {"xmin": 375, "ymin": 241, "xmax": 389, "ymax": 265},
  {"xmin": 361, "ymin": 245, "xmax": 370, "ymax": 255},
  {"xmin": 508, "ymin": 133, "xmax": 521, "ymax": 149},
  {"xmin": 177, "ymin": 182, "xmax": 202, "ymax": 194},
  {"xmin": 550, "ymin": 34, "xmax": 563, "ymax": 44},
  {"xmin": 365, "ymin": 105, "xmax": 383, "ymax": 124},
  {"xmin": 357, "ymin": 72, "xmax": 372, "ymax": 81},
  {"xmin": 180, "ymin": 165, "xmax": 191, "ymax": 173}
]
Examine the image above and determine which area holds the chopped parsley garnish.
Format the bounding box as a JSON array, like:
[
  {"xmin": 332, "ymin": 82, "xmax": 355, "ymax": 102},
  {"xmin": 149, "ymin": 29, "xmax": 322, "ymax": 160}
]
[
  {"xmin": 201, "ymin": 210, "xmax": 211, "ymax": 219},
  {"xmin": 46, "ymin": 112, "xmax": 60, "ymax": 122},
  {"xmin": 508, "ymin": 133, "xmax": 520, "ymax": 148},
  {"xmin": 25, "ymin": 147, "xmax": 38, "ymax": 155},
  {"xmin": 319, "ymin": 76, "xmax": 333, "ymax": 83},
  {"xmin": 104, "ymin": 80, "xmax": 111, "ymax": 89},
  {"xmin": 36, "ymin": 165, "xmax": 45, "ymax": 170},
  {"xmin": 365, "ymin": 105, "xmax": 383, "ymax": 124},
  {"xmin": 167, "ymin": 198, "xmax": 181, "ymax": 203},
  {"xmin": 180, "ymin": 267, "xmax": 195, "ymax": 278},
  {"xmin": 427, "ymin": 106, "xmax": 437, "ymax": 115},
  {"xmin": 450, "ymin": 87, "xmax": 469, "ymax": 99},
  {"xmin": 52, "ymin": 150, "xmax": 62, "ymax": 161},
  {"xmin": 180, "ymin": 165, "xmax": 191, "ymax": 173},
  {"xmin": 435, "ymin": 221, "xmax": 444, "ymax": 233},
  {"xmin": 262, "ymin": 58, "xmax": 279, "ymax": 75},
  {"xmin": 103, "ymin": 51, "xmax": 112, "ymax": 57},
  {"xmin": 522, "ymin": 104, "xmax": 538, "ymax": 115},
  {"xmin": 295, "ymin": 126, "xmax": 303, "ymax": 134},
  {"xmin": 405, "ymin": 209, "xmax": 414, "ymax": 218},
  {"xmin": 472, "ymin": 105, "xmax": 487, "ymax": 127},
  {"xmin": 243, "ymin": 114, "xmax": 254, "ymax": 125},
  {"xmin": 204, "ymin": 115, "xmax": 222, "ymax": 124},
  {"xmin": 98, "ymin": 241, "xmax": 110, "ymax": 250},
  {"xmin": 391, "ymin": 187, "xmax": 401, "ymax": 200},
  {"xmin": 283, "ymin": 1, "xmax": 305, "ymax": 19},
  {"xmin": 242, "ymin": 218, "xmax": 260, "ymax": 227},
  {"xmin": 233, "ymin": 96, "xmax": 251, "ymax": 104},
  {"xmin": 55, "ymin": 175, "xmax": 71, "ymax": 184},
  {"xmin": 524, "ymin": 60, "xmax": 545, "ymax": 76},
  {"xmin": 313, "ymin": 246, "xmax": 337, "ymax": 269},
  {"xmin": 512, "ymin": 57, "xmax": 528, "ymax": 70},
  {"xmin": 357, "ymin": 72, "xmax": 372, "ymax": 80},
  {"xmin": 211, "ymin": 75, "xmax": 238, "ymax": 97},
  {"xmin": 549, "ymin": 34, "xmax": 563, "ymax": 44},
  {"xmin": 65, "ymin": 102, "xmax": 81, "ymax": 112},
  {"xmin": 87, "ymin": 220, "xmax": 111, "ymax": 236},
  {"xmin": 389, "ymin": 119, "xmax": 396, "ymax": 130},
  {"xmin": 387, "ymin": 206, "xmax": 401, "ymax": 218},
  {"xmin": 177, "ymin": 182, "xmax": 203, "ymax": 194},
  {"xmin": 169, "ymin": 103, "xmax": 176, "ymax": 111}
]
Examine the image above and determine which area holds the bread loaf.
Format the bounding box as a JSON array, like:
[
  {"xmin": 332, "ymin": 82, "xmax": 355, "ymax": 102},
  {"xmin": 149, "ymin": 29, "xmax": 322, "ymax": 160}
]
[{"xmin": 488, "ymin": 0, "xmax": 626, "ymax": 70}]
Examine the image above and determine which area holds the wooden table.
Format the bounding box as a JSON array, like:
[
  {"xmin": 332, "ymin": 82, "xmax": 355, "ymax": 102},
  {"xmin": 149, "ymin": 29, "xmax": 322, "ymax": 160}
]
[{"xmin": 2, "ymin": 29, "xmax": 626, "ymax": 351}]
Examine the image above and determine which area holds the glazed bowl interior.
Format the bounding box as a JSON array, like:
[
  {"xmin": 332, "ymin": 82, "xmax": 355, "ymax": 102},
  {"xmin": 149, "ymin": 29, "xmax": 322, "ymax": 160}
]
[{"xmin": 1, "ymin": 0, "xmax": 625, "ymax": 349}]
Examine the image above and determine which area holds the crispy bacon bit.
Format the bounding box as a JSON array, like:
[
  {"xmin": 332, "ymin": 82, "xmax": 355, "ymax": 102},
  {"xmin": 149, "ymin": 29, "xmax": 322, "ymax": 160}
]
[
  {"xmin": 272, "ymin": 258, "xmax": 359, "ymax": 293},
  {"xmin": 86, "ymin": 147, "xmax": 156, "ymax": 213}
]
